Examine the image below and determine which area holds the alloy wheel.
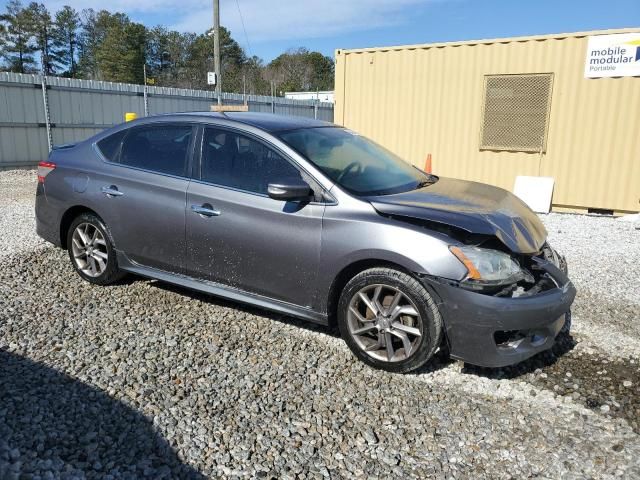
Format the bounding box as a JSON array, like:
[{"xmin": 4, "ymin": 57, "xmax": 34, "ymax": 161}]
[
  {"xmin": 346, "ymin": 284, "xmax": 423, "ymax": 362},
  {"xmin": 70, "ymin": 222, "xmax": 108, "ymax": 278}
]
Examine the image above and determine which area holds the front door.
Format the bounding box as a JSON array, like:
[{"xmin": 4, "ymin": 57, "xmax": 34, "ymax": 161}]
[{"xmin": 185, "ymin": 126, "xmax": 324, "ymax": 308}]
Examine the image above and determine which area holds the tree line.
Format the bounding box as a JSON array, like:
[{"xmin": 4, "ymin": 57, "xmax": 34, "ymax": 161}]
[{"xmin": 0, "ymin": 0, "xmax": 334, "ymax": 95}]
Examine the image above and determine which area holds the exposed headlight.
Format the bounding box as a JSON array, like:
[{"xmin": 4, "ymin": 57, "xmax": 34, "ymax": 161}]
[{"xmin": 449, "ymin": 246, "xmax": 525, "ymax": 287}]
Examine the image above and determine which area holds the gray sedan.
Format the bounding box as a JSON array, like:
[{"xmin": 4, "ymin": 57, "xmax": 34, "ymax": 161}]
[{"xmin": 35, "ymin": 112, "xmax": 575, "ymax": 373}]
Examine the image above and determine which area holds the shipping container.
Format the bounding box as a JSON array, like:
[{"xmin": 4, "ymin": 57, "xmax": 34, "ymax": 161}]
[{"xmin": 335, "ymin": 28, "xmax": 640, "ymax": 214}]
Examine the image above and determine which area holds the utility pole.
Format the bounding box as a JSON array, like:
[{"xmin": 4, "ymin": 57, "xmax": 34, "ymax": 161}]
[{"xmin": 213, "ymin": 0, "xmax": 222, "ymax": 105}]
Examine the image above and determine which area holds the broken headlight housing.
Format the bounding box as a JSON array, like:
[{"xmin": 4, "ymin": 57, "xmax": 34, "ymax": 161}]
[
  {"xmin": 542, "ymin": 243, "xmax": 568, "ymax": 274},
  {"xmin": 449, "ymin": 245, "xmax": 531, "ymax": 290}
]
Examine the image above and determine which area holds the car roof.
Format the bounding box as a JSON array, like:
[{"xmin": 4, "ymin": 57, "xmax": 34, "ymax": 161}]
[{"xmin": 168, "ymin": 111, "xmax": 335, "ymax": 132}]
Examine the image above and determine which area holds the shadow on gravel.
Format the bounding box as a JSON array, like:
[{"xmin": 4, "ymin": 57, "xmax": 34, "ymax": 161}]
[
  {"xmin": 0, "ymin": 350, "xmax": 204, "ymax": 479},
  {"xmin": 134, "ymin": 277, "xmax": 477, "ymax": 375},
  {"xmin": 145, "ymin": 278, "xmax": 457, "ymax": 375},
  {"xmin": 408, "ymin": 347, "xmax": 457, "ymax": 375},
  {"xmin": 146, "ymin": 277, "xmax": 343, "ymax": 339}
]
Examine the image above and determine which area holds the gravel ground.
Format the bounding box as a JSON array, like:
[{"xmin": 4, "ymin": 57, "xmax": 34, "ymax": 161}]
[{"xmin": 1, "ymin": 169, "xmax": 639, "ymax": 479}]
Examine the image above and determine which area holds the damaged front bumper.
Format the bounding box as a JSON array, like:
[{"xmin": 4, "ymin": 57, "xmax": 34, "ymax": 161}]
[{"xmin": 421, "ymin": 259, "xmax": 576, "ymax": 368}]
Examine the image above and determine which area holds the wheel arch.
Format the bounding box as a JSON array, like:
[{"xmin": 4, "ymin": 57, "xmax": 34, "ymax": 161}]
[
  {"xmin": 326, "ymin": 258, "xmax": 416, "ymax": 328},
  {"xmin": 59, "ymin": 205, "xmax": 102, "ymax": 249}
]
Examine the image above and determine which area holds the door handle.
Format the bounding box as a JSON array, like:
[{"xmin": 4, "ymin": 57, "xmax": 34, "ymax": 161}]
[
  {"xmin": 191, "ymin": 204, "xmax": 221, "ymax": 217},
  {"xmin": 101, "ymin": 185, "xmax": 124, "ymax": 197}
]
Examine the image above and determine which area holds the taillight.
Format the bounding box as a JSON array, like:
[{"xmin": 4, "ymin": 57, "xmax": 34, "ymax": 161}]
[{"xmin": 38, "ymin": 161, "xmax": 56, "ymax": 183}]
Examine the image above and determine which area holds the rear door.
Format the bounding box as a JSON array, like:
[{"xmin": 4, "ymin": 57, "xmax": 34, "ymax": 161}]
[
  {"xmin": 185, "ymin": 125, "xmax": 325, "ymax": 308},
  {"xmin": 94, "ymin": 123, "xmax": 195, "ymax": 273}
]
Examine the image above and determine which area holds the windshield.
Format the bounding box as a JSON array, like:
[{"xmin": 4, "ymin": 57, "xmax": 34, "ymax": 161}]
[{"xmin": 278, "ymin": 127, "xmax": 433, "ymax": 196}]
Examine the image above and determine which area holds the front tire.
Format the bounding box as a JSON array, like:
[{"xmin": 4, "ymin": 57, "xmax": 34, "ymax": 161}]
[
  {"xmin": 66, "ymin": 213, "xmax": 124, "ymax": 285},
  {"xmin": 337, "ymin": 268, "xmax": 443, "ymax": 373}
]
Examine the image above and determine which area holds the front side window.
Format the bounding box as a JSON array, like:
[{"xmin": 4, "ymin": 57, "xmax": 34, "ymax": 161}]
[
  {"xmin": 278, "ymin": 127, "xmax": 431, "ymax": 196},
  {"xmin": 201, "ymin": 127, "xmax": 302, "ymax": 195},
  {"xmin": 119, "ymin": 124, "xmax": 192, "ymax": 176}
]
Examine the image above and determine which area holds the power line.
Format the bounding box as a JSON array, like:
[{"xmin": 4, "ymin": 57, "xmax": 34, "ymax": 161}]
[{"xmin": 235, "ymin": 0, "xmax": 253, "ymax": 59}]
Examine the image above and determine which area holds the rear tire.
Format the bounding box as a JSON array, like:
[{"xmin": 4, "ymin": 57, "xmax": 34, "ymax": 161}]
[
  {"xmin": 337, "ymin": 267, "xmax": 443, "ymax": 373},
  {"xmin": 66, "ymin": 213, "xmax": 125, "ymax": 285}
]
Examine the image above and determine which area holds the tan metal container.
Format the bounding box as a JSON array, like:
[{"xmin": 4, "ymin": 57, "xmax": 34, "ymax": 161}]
[{"xmin": 335, "ymin": 29, "xmax": 640, "ymax": 213}]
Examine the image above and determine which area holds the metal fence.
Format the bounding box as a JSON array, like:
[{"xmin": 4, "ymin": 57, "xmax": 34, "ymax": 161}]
[{"xmin": 0, "ymin": 72, "xmax": 334, "ymax": 168}]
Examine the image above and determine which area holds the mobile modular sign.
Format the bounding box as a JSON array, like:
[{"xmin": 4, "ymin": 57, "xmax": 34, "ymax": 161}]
[{"xmin": 585, "ymin": 33, "xmax": 640, "ymax": 78}]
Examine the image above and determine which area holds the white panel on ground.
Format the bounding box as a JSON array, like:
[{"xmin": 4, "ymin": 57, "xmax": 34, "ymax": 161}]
[
  {"xmin": 617, "ymin": 213, "xmax": 639, "ymax": 223},
  {"xmin": 513, "ymin": 176, "xmax": 555, "ymax": 213}
]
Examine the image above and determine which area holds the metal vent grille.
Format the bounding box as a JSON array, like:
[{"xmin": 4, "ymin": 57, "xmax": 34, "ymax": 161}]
[{"xmin": 480, "ymin": 74, "xmax": 553, "ymax": 152}]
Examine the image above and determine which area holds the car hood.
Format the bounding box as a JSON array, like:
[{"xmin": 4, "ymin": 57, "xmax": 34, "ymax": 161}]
[{"xmin": 368, "ymin": 177, "xmax": 547, "ymax": 254}]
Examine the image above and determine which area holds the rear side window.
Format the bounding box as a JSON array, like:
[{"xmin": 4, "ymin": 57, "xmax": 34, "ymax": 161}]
[
  {"xmin": 201, "ymin": 127, "xmax": 302, "ymax": 195},
  {"xmin": 120, "ymin": 125, "xmax": 193, "ymax": 177},
  {"xmin": 97, "ymin": 130, "xmax": 126, "ymax": 162}
]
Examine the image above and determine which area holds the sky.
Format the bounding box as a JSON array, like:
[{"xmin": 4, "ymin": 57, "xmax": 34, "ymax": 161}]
[{"xmin": 3, "ymin": 0, "xmax": 640, "ymax": 61}]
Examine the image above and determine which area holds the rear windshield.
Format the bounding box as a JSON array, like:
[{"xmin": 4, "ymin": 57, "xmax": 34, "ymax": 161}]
[{"xmin": 278, "ymin": 127, "xmax": 430, "ymax": 196}]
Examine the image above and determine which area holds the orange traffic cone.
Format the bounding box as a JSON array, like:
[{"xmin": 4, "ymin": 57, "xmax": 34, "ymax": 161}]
[{"xmin": 424, "ymin": 153, "xmax": 432, "ymax": 174}]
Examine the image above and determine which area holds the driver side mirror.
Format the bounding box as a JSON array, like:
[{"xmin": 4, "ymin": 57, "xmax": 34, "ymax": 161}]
[{"xmin": 267, "ymin": 178, "xmax": 313, "ymax": 201}]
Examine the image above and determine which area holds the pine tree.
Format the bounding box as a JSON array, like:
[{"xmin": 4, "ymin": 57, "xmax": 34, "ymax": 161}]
[
  {"xmin": 162, "ymin": 31, "xmax": 196, "ymax": 88},
  {"xmin": 51, "ymin": 5, "xmax": 80, "ymax": 77},
  {"xmin": 77, "ymin": 9, "xmax": 128, "ymax": 79},
  {"xmin": 185, "ymin": 27, "xmax": 246, "ymax": 91},
  {"xmin": 306, "ymin": 51, "xmax": 334, "ymax": 91},
  {"xmin": 0, "ymin": 24, "xmax": 7, "ymax": 69},
  {"xmin": 25, "ymin": 2, "xmax": 55, "ymax": 74},
  {"xmin": 0, "ymin": 2, "xmax": 335, "ymax": 93},
  {"xmin": 95, "ymin": 18, "xmax": 146, "ymax": 84},
  {"xmin": 0, "ymin": 0, "xmax": 37, "ymax": 73},
  {"xmin": 146, "ymin": 26, "xmax": 166, "ymax": 78}
]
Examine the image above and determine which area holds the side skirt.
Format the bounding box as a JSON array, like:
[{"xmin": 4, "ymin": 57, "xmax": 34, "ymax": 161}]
[{"xmin": 116, "ymin": 251, "xmax": 329, "ymax": 326}]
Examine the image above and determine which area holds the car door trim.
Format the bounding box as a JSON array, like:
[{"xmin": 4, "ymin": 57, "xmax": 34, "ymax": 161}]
[
  {"xmin": 187, "ymin": 178, "xmax": 333, "ymax": 206},
  {"xmin": 115, "ymin": 249, "xmax": 328, "ymax": 325}
]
